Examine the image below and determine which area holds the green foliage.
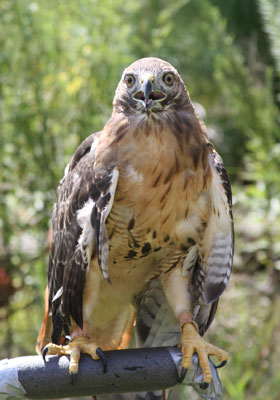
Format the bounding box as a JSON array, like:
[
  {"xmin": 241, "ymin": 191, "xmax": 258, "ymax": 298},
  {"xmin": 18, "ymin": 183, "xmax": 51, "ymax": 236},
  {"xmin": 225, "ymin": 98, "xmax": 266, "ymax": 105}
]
[
  {"xmin": 0, "ymin": 0, "xmax": 280, "ymax": 399},
  {"xmin": 258, "ymin": 0, "xmax": 280, "ymax": 71}
]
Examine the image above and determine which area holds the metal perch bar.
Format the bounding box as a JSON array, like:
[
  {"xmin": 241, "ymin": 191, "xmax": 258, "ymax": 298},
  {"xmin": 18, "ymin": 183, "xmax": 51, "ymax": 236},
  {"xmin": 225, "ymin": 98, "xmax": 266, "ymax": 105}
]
[
  {"xmin": 0, "ymin": 346, "xmax": 224, "ymax": 399},
  {"xmin": 1, "ymin": 347, "xmax": 181, "ymax": 399}
]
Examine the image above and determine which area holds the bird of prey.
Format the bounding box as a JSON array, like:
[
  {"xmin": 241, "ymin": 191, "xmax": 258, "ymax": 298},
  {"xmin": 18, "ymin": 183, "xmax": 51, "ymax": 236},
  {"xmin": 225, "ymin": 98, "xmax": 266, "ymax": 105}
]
[{"xmin": 39, "ymin": 57, "xmax": 233, "ymax": 389}]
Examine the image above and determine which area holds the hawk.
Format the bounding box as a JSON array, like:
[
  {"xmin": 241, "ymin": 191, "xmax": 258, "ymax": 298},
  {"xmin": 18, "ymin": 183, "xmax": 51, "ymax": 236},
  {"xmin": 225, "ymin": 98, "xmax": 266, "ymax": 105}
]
[{"xmin": 39, "ymin": 57, "xmax": 233, "ymax": 389}]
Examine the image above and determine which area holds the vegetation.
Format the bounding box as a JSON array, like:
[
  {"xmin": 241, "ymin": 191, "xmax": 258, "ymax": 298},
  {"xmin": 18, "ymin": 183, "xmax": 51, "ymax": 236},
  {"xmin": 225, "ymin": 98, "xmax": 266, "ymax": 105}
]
[{"xmin": 0, "ymin": 0, "xmax": 279, "ymax": 399}]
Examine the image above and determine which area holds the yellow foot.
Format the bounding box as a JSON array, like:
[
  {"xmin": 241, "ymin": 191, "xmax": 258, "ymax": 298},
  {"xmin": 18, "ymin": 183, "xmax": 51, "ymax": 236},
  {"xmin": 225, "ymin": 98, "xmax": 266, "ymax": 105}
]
[
  {"xmin": 42, "ymin": 336, "xmax": 107, "ymax": 375},
  {"xmin": 180, "ymin": 322, "xmax": 228, "ymax": 383}
]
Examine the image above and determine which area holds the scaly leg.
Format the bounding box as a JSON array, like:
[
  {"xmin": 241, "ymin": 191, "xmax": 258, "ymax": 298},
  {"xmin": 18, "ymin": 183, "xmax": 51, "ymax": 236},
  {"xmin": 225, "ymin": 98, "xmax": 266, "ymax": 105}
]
[
  {"xmin": 178, "ymin": 311, "xmax": 228, "ymax": 383},
  {"xmin": 161, "ymin": 265, "xmax": 228, "ymax": 384}
]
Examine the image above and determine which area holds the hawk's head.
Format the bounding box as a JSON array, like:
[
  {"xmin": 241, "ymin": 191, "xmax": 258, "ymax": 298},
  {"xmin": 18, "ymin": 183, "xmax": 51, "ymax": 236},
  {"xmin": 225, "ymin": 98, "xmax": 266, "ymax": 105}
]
[{"xmin": 113, "ymin": 57, "xmax": 191, "ymax": 117}]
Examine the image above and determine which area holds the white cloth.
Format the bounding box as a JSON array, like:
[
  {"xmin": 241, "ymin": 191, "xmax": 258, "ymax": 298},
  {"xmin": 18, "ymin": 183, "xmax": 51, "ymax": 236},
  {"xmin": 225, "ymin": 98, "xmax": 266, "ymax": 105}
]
[
  {"xmin": 0, "ymin": 359, "xmax": 26, "ymax": 400},
  {"xmin": 168, "ymin": 349, "xmax": 223, "ymax": 400}
]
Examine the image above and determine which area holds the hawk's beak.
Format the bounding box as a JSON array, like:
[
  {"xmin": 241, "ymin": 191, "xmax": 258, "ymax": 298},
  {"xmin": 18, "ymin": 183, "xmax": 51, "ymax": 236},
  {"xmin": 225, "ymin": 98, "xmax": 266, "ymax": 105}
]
[
  {"xmin": 133, "ymin": 75, "xmax": 167, "ymax": 110},
  {"xmin": 142, "ymin": 77, "xmax": 154, "ymax": 107}
]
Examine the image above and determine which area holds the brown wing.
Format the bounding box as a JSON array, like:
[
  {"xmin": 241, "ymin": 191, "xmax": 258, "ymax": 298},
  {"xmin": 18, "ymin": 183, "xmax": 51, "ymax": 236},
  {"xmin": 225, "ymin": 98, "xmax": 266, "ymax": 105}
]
[
  {"xmin": 200, "ymin": 148, "xmax": 234, "ymax": 304},
  {"xmin": 48, "ymin": 131, "xmax": 119, "ymax": 343},
  {"xmin": 188, "ymin": 148, "xmax": 233, "ymax": 333}
]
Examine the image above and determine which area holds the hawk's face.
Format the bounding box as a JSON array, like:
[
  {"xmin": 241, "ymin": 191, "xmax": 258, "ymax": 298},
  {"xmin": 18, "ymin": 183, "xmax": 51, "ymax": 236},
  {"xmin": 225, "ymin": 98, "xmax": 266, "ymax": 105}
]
[{"xmin": 113, "ymin": 57, "xmax": 190, "ymax": 117}]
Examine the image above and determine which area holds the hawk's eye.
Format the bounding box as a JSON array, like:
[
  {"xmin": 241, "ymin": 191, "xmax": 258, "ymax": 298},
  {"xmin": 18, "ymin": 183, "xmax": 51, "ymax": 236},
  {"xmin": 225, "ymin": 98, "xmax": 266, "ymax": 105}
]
[
  {"xmin": 163, "ymin": 72, "xmax": 175, "ymax": 86},
  {"xmin": 124, "ymin": 74, "xmax": 136, "ymax": 88}
]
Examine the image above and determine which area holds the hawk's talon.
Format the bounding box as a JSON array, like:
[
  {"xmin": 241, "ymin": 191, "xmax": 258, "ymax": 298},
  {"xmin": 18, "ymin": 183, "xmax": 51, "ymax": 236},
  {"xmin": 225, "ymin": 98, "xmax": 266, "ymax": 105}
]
[
  {"xmin": 200, "ymin": 382, "xmax": 210, "ymax": 390},
  {"xmin": 180, "ymin": 322, "xmax": 228, "ymax": 383},
  {"xmin": 71, "ymin": 372, "xmax": 77, "ymax": 386},
  {"xmin": 41, "ymin": 337, "xmax": 102, "ymax": 376},
  {"xmin": 42, "ymin": 345, "xmax": 49, "ymax": 362},
  {"xmin": 178, "ymin": 367, "xmax": 187, "ymax": 383},
  {"xmin": 214, "ymin": 359, "xmax": 227, "ymax": 369},
  {"xmin": 96, "ymin": 347, "xmax": 107, "ymax": 373}
]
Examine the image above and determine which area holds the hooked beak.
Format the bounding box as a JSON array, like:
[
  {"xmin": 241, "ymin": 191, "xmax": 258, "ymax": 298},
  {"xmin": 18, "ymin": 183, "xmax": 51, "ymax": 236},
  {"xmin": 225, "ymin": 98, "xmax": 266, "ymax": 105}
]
[{"xmin": 133, "ymin": 76, "xmax": 167, "ymax": 110}]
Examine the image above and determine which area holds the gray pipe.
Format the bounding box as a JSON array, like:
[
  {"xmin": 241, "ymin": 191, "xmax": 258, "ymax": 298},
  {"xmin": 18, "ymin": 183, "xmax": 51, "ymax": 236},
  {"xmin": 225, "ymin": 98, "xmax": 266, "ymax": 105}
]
[
  {"xmin": 0, "ymin": 347, "xmax": 223, "ymax": 399},
  {"xmin": 17, "ymin": 347, "xmax": 179, "ymax": 399}
]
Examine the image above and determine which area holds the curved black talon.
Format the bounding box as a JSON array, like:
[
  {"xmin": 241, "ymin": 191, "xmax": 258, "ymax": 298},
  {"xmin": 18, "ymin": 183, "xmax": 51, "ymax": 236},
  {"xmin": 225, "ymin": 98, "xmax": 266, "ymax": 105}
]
[
  {"xmin": 71, "ymin": 372, "xmax": 77, "ymax": 386},
  {"xmin": 42, "ymin": 346, "xmax": 49, "ymax": 362},
  {"xmin": 96, "ymin": 347, "xmax": 107, "ymax": 373},
  {"xmin": 215, "ymin": 360, "xmax": 227, "ymax": 369},
  {"xmin": 178, "ymin": 367, "xmax": 187, "ymax": 383},
  {"xmin": 200, "ymin": 382, "xmax": 210, "ymax": 390}
]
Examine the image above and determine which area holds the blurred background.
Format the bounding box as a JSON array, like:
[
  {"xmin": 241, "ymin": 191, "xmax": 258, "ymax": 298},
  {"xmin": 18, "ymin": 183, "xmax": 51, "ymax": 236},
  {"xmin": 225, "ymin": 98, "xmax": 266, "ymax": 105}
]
[{"xmin": 0, "ymin": 0, "xmax": 280, "ymax": 399}]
